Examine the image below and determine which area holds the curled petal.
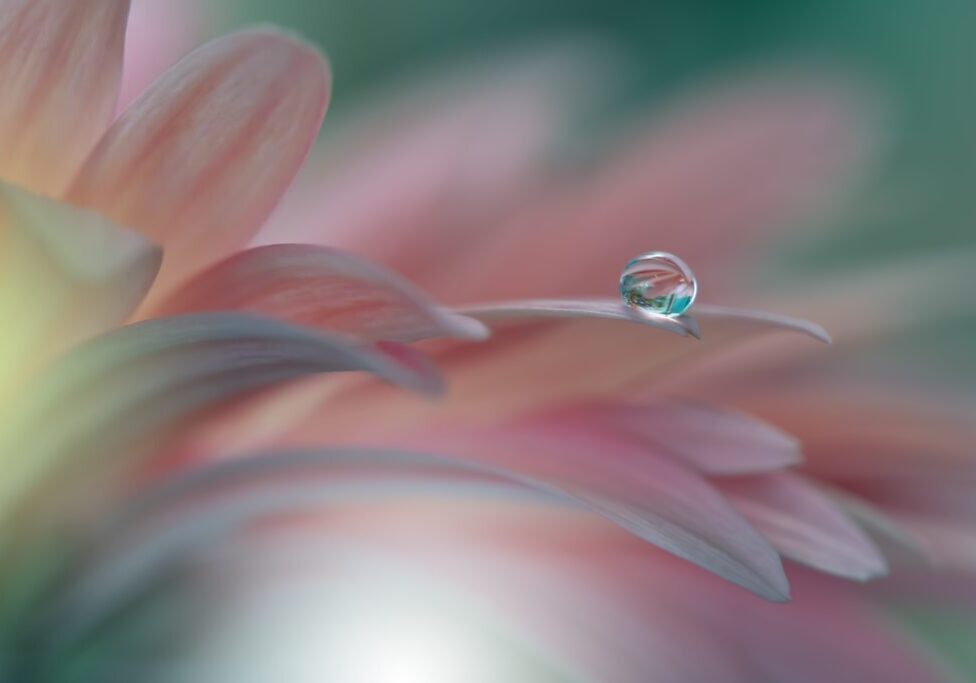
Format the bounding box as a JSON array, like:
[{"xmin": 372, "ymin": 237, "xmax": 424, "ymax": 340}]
[
  {"xmin": 716, "ymin": 472, "xmax": 888, "ymax": 580},
  {"xmin": 415, "ymin": 422, "xmax": 790, "ymax": 601},
  {"xmin": 0, "ymin": 313, "xmax": 441, "ymax": 527},
  {"xmin": 154, "ymin": 244, "xmax": 488, "ymax": 342},
  {"xmin": 68, "ymin": 29, "xmax": 330, "ymax": 296},
  {"xmin": 45, "ymin": 443, "xmax": 787, "ymax": 647},
  {"xmin": 0, "ymin": 0, "xmax": 129, "ymax": 193},
  {"xmin": 275, "ymin": 298, "xmax": 830, "ymax": 448}
]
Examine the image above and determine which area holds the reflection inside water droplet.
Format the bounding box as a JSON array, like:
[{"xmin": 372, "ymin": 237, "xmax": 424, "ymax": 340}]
[{"xmin": 619, "ymin": 252, "xmax": 697, "ymax": 317}]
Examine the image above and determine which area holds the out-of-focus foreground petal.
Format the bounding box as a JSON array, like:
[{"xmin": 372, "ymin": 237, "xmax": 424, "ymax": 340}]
[
  {"xmin": 554, "ymin": 399, "xmax": 802, "ymax": 475},
  {"xmin": 0, "ymin": 0, "xmax": 129, "ymax": 194},
  {"xmin": 716, "ymin": 472, "xmax": 888, "ymax": 580},
  {"xmin": 67, "ymin": 29, "xmax": 330, "ymax": 298},
  {"xmin": 153, "ymin": 244, "xmax": 488, "ymax": 343},
  {"xmin": 203, "ymin": 298, "xmax": 830, "ymax": 456},
  {"xmin": 423, "ymin": 73, "xmax": 874, "ymax": 303},
  {"xmin": 0, "ymin": 313, "xmax": 443, "ymax": 532},
  {"xmin": 0, "ymin": 182, "xmax": 160, "ymax": 391}
]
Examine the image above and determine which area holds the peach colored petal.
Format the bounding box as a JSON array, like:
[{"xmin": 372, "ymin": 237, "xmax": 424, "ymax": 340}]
[
  {"xmin": 0, "ymin": 182, "xmax": 160, "ymax": 391},
  {"xmin": 716, "ymin": 472, "xmax": 888, "ymax": 580},
  {"xmin": 0, "ymin": 0, "xmax": 129, "ymax": 194},
  {"xmin": 153, "ymin": 244, "xmax": 488, "ymax": 343},
  {"xmin": 67, "ymin": 30, "xmax": 330, "ymax": 300}
]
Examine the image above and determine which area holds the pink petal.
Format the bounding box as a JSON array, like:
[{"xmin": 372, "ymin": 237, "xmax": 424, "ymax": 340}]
[
  {"xmin": 67, "ymin": 29, "xmax": 330, "ymax": 298},
  {"xmin": 460, "ymin": 299, "xmax": 829, "ymax": 342},
  {"xmin": 254, "ymin": 44, "xmax": 610, "ymax": 266},
  {"xmin": 732, "ymin": 384, "xmax": 976, "ymax": 482},
  {"xmin": 0, "ymin": 313, "xmax": 442, "ymax": 527},
  {"xmin": 428, "ymin": 72, "xmax": 873, "ymax": 303},
  {"xmin": 682, "ymin": 568, "xmax": 953, "ymax": 683},
  {"xmin": 549, "ymin": 399, "xmax": 801, "ymax": 475},
  {"xmin": 265, "ymin": 298, "xmax": 829, "ymax": 450},
  {"xmin": 431, "ymin": 299, "xmax": 828, "ymax": 421},
  {"xmin": 413, "ymin": 420, "xmax": 790, "ymax": 601},
  {"xmin": 0, "ymin": 0, "xmax": 129, "ymax": 194},
  {"xmin": 826, "ymin": 488, "xmax": 928, "ymax": 567},
  {"xmin": 0, "ymin": 182, "xmax": 160, "ymax": 387},
  {"xmin": 716, "ymin": 472, "xmax": 888, "ymax": 580},
  {"xmin": 153, "ymin": 244, "xmax": 488, "ymax": 343},
  {"xmin": 886, "ymin": 515, "xmax": 976, "ymax": 573}
]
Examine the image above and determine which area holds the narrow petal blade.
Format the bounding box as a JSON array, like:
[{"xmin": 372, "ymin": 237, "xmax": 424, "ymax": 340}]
[
  {"xmin": 47, "ymin": 443, "xmax": 786, "ymax": 646},
  {"xmin": 153, "ymin": 244, "xmax": 488, "ymax": 342},
  {"xmin": 551, "ymin": 399, "xmax": 802, "ymax": 475},
  {"xmin": 416, "ymin": 422, "xmax": 791, "ymax": 601},
  {"xmin": 0, "ymin": 0, "xmax": 129, "ymax": 193},
  {"xmin": 67, "ymin": 29, "xmax": 330, "ymax": 296},
  {"xmin": 717, "ymin": 472, "xmax": 888, "ymax": 580}
]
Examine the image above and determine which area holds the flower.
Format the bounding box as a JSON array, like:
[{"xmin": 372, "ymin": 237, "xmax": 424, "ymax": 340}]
[{"xmin": 0, "ymin": 1, "xmax": 970, "ymax": 681}]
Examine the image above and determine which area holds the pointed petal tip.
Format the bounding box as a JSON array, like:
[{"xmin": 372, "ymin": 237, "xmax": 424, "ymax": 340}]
[
  {"xmin": 440, "ymin": 312, "xmax": 492, "ymax": 341},
  {"xmin": 694, "ymin": 305, "xmax": 831, "ymax": 344},
  {"xmin": 677, "ymin": 315, "xmax": 702, "ymax": 339}
]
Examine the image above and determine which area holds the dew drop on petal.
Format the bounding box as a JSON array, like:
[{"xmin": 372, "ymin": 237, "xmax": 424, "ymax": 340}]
[{"xmin": 619, "ymin": 252, "xmax": 698, "ymax": 317}]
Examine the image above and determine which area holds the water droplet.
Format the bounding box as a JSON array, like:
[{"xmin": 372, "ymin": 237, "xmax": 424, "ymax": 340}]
[{"xmin": 619, "ymin": 252, "xmax": 697, "ymax": 317}]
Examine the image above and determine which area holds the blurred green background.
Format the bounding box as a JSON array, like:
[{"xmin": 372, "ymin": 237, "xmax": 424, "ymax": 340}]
[{"xmin": 212, "ymin": 0, "xmax": 976, "ymax": 675}]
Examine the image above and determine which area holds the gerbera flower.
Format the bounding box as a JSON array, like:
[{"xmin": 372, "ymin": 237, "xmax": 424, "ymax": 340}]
[{"xmin": 0, "ymin": 1, "xmax": 970, "ymax": 681}]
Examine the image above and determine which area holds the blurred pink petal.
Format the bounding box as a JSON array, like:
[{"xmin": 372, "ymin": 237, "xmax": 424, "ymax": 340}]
[
  {"xmin": 154, "ymin": 244, "xmax": 488, "ymax": 343},
  {"xmin": 232, "ymin": 298, "xmax": 830, "ymax": 455},
  {"xmin": 654, "ymin": 565, "xmax": 953, "ymax": 683},
  {"xmin": 886, "ymin": 516, "xmax": 976, "ymax": 573},
  {"xmin": 406, "ymin": 420, "xmax": 791, "ymax": 601},
  {"xmin": 423, "ymin": 73, "xmax": 873, "ymax": 303},
  {"xmin": 433, "ymin": 300, "xmax": 829, "ymax": 422},
  {"xmin": 0, "ymin": 314, "xmax": 443, "ymax": 528},
  {"xmin": 0, "ymin": 0, "xmax": 128, "ymax": 194},
  {"xmin": 547, "ymin": 399, "xmax": 802, "ymax": 475},
  {"xmin": 255, "ymin": 45, "xmax": 612, "ymax": 264},
  {"xmin": 67, "ymin": 30, "xmax": 330, "ymax": 299},
  {"xmin": 717, "ymin": 472, "xmax": 888, "ymax": 580}
]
